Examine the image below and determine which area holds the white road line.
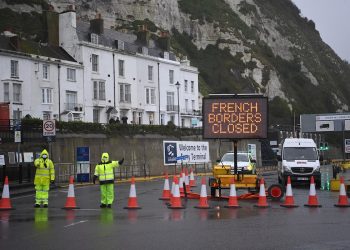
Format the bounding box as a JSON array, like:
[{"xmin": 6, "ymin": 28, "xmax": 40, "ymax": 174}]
[{"xmin": 64, "ymin": 220, "xmax": 88, "ymax": 228}]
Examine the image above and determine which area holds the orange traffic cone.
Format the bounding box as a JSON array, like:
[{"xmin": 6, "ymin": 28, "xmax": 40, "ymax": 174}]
[
  {"xmin": 334, "ymin": 176, "xmax": 350, "ymax": 207},
  {"xmin": 62, "ymin": 176, "xmax": 79, "ymax": 209},
  {"xmin": 304, "ymin": 176, "xmax": 322, "ymax": 207},
  {"xmin": 179, "ymin": 172, "xmax": 184, "ymax": 193},
  {"xmin": 0, "ymin": 176, "xmax": 14, "ymax": 210},
  {"xmin": 254, "ymin": 178, "xmax": 269, "ymax": 208},
  {"xmin": 194, "ymin": 177, "xmax": 210, "ymax": 209},
  {"xmin": 281, "ymin": 176, "xmax": 298, "ymax": 208},
  {"xmin": 159, "ymin": 172, "xmax": 171, "ymax": 200},
  {"xmin": 189, "ymin": 168, "xmax": 196, "ymax": 187},
  {"xmin": 124, "ymin": 176, "xmax": 141, "ymax": 209},
  {"xmin": 225, "ymin": 178, "xmax": 240, "ymax": 208},
  {"xmin": 184, "ymin": 168, "xmax": 190, "ymax": 192},
  {"xmin": 168, "ymin": 176, "xmax": 185, "ymax": 209}
]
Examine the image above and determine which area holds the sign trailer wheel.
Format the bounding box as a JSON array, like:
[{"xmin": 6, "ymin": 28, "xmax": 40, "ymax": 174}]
[{"xmin": 267, "ymin": 184, "xmax": 284, "ymax": 201}]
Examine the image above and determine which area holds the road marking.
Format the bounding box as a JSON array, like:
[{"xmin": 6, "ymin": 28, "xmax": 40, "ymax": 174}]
[
  {"xmin": 12, "ymin": 194, "xmax": 35, "ymax": 199},
  {"xmin": 64, "ymin": 220, "xmax": 88, "ymax": 228}
]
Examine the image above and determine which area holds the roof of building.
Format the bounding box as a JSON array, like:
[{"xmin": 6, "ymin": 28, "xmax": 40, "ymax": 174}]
[
  {"xmin": 0, "ymin": 35, "xmax": 77, "ymax": 62},
  {"xmin": 76, "ymin": 21, "xmax": 176, "ymax": 61}
]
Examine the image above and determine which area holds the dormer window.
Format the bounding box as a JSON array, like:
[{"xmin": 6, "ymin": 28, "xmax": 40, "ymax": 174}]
[
  {"xmin": 117, "ymin": 40, "xmax": 124, "ymax": 50},
  {"xmin": 91, "ymin": 33, "xmax": 99, "ymax": 44},
  {"xmin": 142, "ymin": 46, "xmax": 148, "ymax": 55},
  {"xmin": 163, "ymin": 52, "xmax": 169, "ymax": 60}
]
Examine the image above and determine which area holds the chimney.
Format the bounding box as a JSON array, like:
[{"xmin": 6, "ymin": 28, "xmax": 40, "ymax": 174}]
[
  {"xmin": 90, "ymin": 13, "xmax": 104, "ymax": 34},
  {"xmin": 9, "ymin": 36, "xmax": 21, "ymax": 50},
  {"xmin": 157, "ymin": 31, "xmax": 170, "ymax": 51},
  {"xmin": 46, "ymin": 10, "xmax": 59, "ymax": 46},
  {"xmin": 136, "ymin": 25, "xmax": 150, "ymax": 46}
]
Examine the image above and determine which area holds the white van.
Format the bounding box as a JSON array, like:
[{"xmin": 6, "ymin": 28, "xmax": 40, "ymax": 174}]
[{"xmin": 277, "ymin": 138, "xmax": 322, "ymax": 188}]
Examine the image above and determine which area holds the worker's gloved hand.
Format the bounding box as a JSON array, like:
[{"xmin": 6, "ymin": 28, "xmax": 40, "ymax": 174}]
[
  {"xmin": 50, "ymin": 180, "xmax": 55, "ymax": 184},
  {"xmin": 93, "ymin": 175, "xmax": 98, "ymax": 184},
  {"xmin": 119, "ymin": 158, "xmax": 124, "ymax": 165}
]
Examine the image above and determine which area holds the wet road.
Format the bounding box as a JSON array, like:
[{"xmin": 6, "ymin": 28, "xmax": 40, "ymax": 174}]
[{"xmin": 1, "ymin": 174, "xmax": 350, "ymax": 250}]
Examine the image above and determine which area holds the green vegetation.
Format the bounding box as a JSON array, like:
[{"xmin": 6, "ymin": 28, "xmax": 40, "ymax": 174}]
[
  {"xmin": 21, "ymin": 118, "xmax": 201, "ymax": 138},
  {"xmin": 132, "ymin": 19, "xmax": 158, "ymax": 33},
  {"xmin": 4, "ymin": 0, "xmax": 49, "ymax": 9},
  {"xmin": 0, "ymin": 8, "xmax": 46, "ymax": 42},
  {"xmin": 178, "ymin": 0, "xmax": 256, "ymax": 39}
]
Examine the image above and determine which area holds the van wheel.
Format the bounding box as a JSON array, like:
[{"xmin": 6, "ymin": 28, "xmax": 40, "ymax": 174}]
[{"xmin": 267, "ymin": 184, "xmax": 284, "ymax": 201}]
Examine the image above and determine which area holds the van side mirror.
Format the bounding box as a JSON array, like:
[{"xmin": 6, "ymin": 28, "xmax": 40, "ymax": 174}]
[
  {"xmin": 319, "ymin": 155, "xmax": 324, "ymax": 162},
  {"xmin": 216, "ymin": 159, "xmax": 221, "ymax": 163},
  {"xmin": 251, "ymin": 159, "xmax": 256, "ymax": 163},
  {"xmin": 277, "ymin": 155, "xmax": 282, "ymax": 161}
]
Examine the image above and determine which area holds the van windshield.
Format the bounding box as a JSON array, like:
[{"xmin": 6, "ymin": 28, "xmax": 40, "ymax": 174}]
[
  {"xmin": 283, "ymin": 147, "xmax": 318, "ymax": 161},
  {"xmin": 222, "ymin": 154, "xmax": 249, "ymax": 162}
]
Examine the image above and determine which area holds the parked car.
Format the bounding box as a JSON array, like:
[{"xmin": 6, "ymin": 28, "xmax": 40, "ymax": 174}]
[{"xmin": 218, "ymin": 151, "xmax": 256, "ymax": 174}]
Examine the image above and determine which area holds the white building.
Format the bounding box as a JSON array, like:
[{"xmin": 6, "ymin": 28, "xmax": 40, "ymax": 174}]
[
  {"xmin": 0, "ymin": 7, "xmax": 201, "ymax": 127},
  {"xmin": 0, "ymin": 33, "xmax": 84, "ymax": 122}
]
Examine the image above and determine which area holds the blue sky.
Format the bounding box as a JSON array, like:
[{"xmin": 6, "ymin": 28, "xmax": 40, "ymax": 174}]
[{"xmin": 292, "ymin": 0, "xmax": 350, "ymax": 62}]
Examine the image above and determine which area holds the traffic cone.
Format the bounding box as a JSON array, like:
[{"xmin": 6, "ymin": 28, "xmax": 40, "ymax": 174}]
[
  {"xmin": 184, "ymin": 168, "xmax": 190, "ymax": 192},
  {"xmin": 225, "ymin": 178, "xmax": 240, "ymax": 208},
  {"xmin": 168, "ymin": 176, "xmax": 185, "ymax": 209},
  {"xmin": 254, "ymin": 178, "xmax": 269, "ymax": 208},
  {"xmin": 179, "ymin": 172, "xmax": 184, "ymax": 193},
  {"xmin": 189, "ymin": 168, "xmax": 196, "ymax": 187},
  {"xmin": 281, "ymin": 176, "xmax": 298, "ymax": 208},
  {"xmin": 159, "ymin": 172, "xmax": 171, "ymax": 200},
  {"xmin": 304, "ymin": 176, "xmax": 322, "ymax": 207},
  {"xmin": 194, "ymin": 177, "xmax": 210, "ymax": 209},
  {"xmin": 0, "ymin": 176, "xmax": 14, "ymax": 210},
  {"xmin": 334, "ymin": 176, "xmax": 350, "ymax": 207},
  {"xmin": 124, "ymin": 176, "xmax": 141, "ymax": 209},
  {"xmin": 62, "ymin": 176, "xmax": 80, "ymax": 209}
]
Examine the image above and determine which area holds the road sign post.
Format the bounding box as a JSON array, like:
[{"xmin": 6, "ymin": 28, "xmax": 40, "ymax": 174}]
[{"xmin": 43, "ymin": 120, "xmax": 56, "ymax": 160}]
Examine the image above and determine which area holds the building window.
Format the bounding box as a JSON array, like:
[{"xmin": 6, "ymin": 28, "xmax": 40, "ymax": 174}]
[
  {"xmin": 138, "ymin": 112, "xmax": 143, "ymax": 124},
  {"xmin": 185, "ymin": 99, "xmax": 188, "ymax": 112},
  {"xmin": 119, "ymin": 83, "xmax": 131, "ymax": 103},
  {"xmin": 91, "ymin": 33, "xmax": 99, "ymax": 44},
  {"xmin": 66, "ymin": 91, "xmax": 77, "ymax": 110},
  {"xmin": 11, "ymin": 60, "xmax": 18, "ymax": 78},
  {"xmin": 148, "ymin": 65, "xmax": 153, "ymax": 81},
  {"xmin": 43, "ymin": 112, "xmax": 51, "ymax": 120},
  {"xmin": 3, "ymin": 82, "xmax": 9, "ymax": 102},
  {"xmin": 118, "ymin": 60, "xmax": 124, "ymax": 77},
  {"xmin": 161, "ymin": 114, "xmax": 165, "ymax": 125},
  {"xmin": 93, "ymin": 108, "xmax": 100, "ymax": 123},
  {"xmin": 166, "ymin": 92, "xmax": 175, "ymax": 111},
  {"xmin": 13, "ymin": 109, "xmax": 22, "ymax": 120},
  {"xmin": 93, "ymin": 80, "xmax": 106, "ymax": 100},
  {"xmin": 145, "ymin": 87, "xmax": 156, "ymax": 105},
  {"xmin": 169, "ymin": 70, "xmax": 174, "ymax": 84},
  {"xmin": 42, "ymin": 88, "xmax": 52, "ymax": 104},
  {"xmin": 191, "ymin": 81, "xmax": 194, "ymax": 93},
  {"xmin": 67, "ymin": 68, "xmax": 76, "ymax": 81},
  {"xmin": 43, "ymin": 64, "xmax": 50, "ymax": 80},
  {"xmin": 92, "ymin": 54, "xmax": 99, "ymax": 72},
  {"xmin": 13, "ymin": 83, "xmax": 21, "ymax": 103},
  {"xmin": 192, "ymin": 100, "xmax": 195, "ymax": 111},
  {"xmin": 184, "ymin": 80, "xmax": 188, "ymax": 92}
]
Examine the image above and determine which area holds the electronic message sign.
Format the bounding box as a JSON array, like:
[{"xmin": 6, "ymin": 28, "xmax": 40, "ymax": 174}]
[{"xmin": 202, "ymin": 95, "xmax": 268, "ymax": 139}]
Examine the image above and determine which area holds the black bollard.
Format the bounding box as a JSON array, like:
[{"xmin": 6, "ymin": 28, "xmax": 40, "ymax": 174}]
[{"xmin": 19, "ymin": 163, "xmax": 23, "ymax": 184}]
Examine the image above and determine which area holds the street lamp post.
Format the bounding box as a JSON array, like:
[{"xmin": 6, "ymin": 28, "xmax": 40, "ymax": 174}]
[{"xmin": 175, "ymin": 81, "xmax": 180, "ymax": 127}]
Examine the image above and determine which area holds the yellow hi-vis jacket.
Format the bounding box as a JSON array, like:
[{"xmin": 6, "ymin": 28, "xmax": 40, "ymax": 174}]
[
  {"xmin": 94, "ymin": 152, "xmax": 120, "ymax": 184},
  {"xmin": 34, "ymin": 149, "xmax": 55, "ymax": 185}
]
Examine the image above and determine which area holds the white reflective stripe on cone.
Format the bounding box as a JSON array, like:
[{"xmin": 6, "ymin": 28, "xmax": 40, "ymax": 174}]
[
  {"xmin": 309, "ymin": 184, "xmax": 316, "ymax": 196},
  {"xmin": 164, "ymin": 178, "xmax": 170, "ymax": 191},
  {"xmin": 173, "ymin": 183, "xmax": 180, "ymax": 197},
  {"xmin": 67, "ymin": 184, "xmax": 75, "ymax": 197},
  {"xmin": 129, "ymin": 184, "xmax": 137, "ymax": 198},
  {"xmin": 259, "ymin": 184, "xmax": 266, "ymax": 197},
  {"xmin": 2, "ymin": 185, "xmax": 10, "ymax": 198},
  {"xmin": 229, "ymin": 184, "xmax": 237, "ymax": 197}
]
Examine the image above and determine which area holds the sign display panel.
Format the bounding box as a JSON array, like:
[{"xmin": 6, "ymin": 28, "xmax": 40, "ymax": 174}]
[{"xmin": 202, "ymin": 96, "xmax": 268, "ymax": 139}]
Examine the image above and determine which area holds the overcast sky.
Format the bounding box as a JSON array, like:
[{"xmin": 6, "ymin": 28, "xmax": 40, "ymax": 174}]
[{"xmin": 292, "ymin": 0, "xmax": 350, "ymax": 62}]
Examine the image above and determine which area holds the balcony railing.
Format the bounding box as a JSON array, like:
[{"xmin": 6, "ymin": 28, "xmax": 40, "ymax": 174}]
[
  {"xmin": 181, "ymin": 109, "xmax": 202, "ymax": 116},
  {"xmin": 166, "ymin": 105, "xmax": 179, "ymax": 112},
  {"xmin": 64, "ymin": 103, "xmax": 83, "ymax": 112}
]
